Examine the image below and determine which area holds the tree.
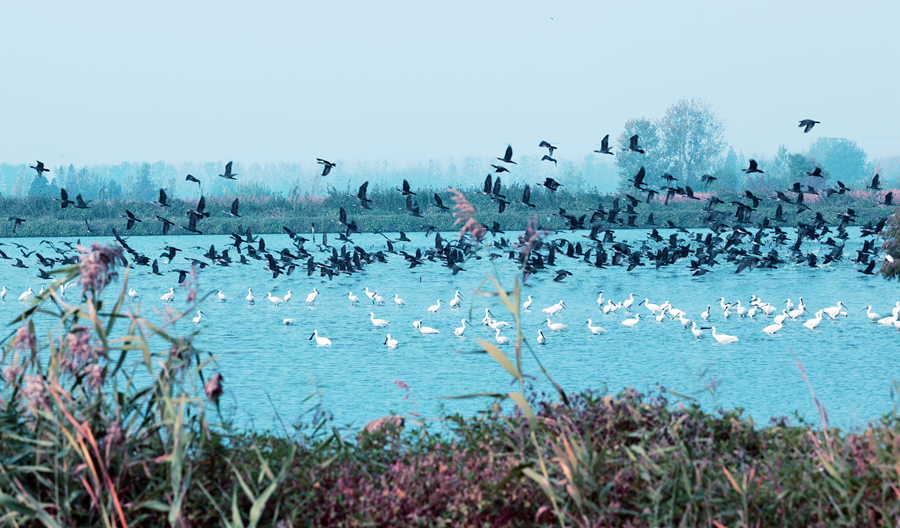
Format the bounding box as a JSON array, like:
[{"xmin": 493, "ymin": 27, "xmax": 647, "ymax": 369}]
[
  {"xmin": 132, "ymin": 163, "xmax": 158, "ymax": 201},
  {"xmin": 655, "ymin": 98, "xmax": 727, "ymax": 188},
  {"xmin": 883, "ymin": 211, "xmax": 900, "ymax": 281},
  {"xmin": 807, "ymin": 137, "xmax": 868, "ymax": 186},
  {"xmin": 615, "ymin": 118, "xmax": 665, "ymax": 191},
  {"xmin": 27, "ymin": 173, "xmax": 52, "ymax": 197}
]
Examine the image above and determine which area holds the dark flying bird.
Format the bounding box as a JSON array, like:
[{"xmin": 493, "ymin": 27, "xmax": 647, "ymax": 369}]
[
  {"xmin": 537, "ymin": 178, "xmax": 562, "ymax": 192},
  {"xmin": 120, "ymin": 209, "xmax": 142, "ymax": 230},
  {"xmin": 539, "ymin": 141, "xmax": 557, "ymax": 156},
  {"xmin": 53, "ymin": 188, "xmax": 75, "ymax": 208},
  {"xmin": 433, "ymin": 193, "xmax": 450, "ymax": 211},
  {"xmin": 804, "ymin": 167, "xmax": 824, "ymax": 178},
  {"xmin": 866, "ymin": 173, "xmax": 882, "ymax": 191},
  {"xmin": 218, "ymin": 161, "xmax": 238, "ymax": 180},
  {"xmin": 73, "ymin": 194, "xmax": 91, "ymax": 209},
  {"xmin": 594, "ymin": 134, "xmax": 614, "ymax": 155},
  {"xmin": 701, "ymin": 174, "xmax": 717, "ymax": 187},
  {"xmin": 541, "ymin": 155, "xmax": 557, "ymax": 166},
  {"xmin": 151, "ymin": 189, "xmax": 171, "ymax": 207},
  {"xmin": 799, "ymin": 119, "xmax": 820, "ymax": 133},
  {"xmin": 490, "ymin": 164, "xmax": 510, "ymax": 173},
  {"xmin": 185, "ymin": 174, "xmax": 201, "ymax": 186},
  {"xmin": 516, "ymin": 184, "xmax": 536, "ymax": 207},
  {"xmin": 223, "ymin": 198, "xmax": 241, "ymax": 217},
  {"xmin": 8, "ymin": 217, "xmax": 25, "ymax": 235},
  {"xmin": 741, "ymin": 159, "xmax": 764, "ymax": 174},
  {"xmin": 29, "ymin": 161, "xmax": 49, "ymax": 176},
  {"xmin": 624, "ymin": 134, "xmax": 645, "ymax": 154},
  {"xmin": 497, "ymin": 145, "xmax": 516, "ymax": 164},
  {"xmin": 395, "ymin": 179, "xmax": 416, "ymax": 196},
  {"xmin": 316, "ymin": 158, "xmax": 336, "ymax": 176},
  {"xmin": 156, "ymin": 216, "xmax": 175, "ymax": 235},
  {"xmin": 351, "ymin": 181, "xmax": 372, "ymax": 208}
]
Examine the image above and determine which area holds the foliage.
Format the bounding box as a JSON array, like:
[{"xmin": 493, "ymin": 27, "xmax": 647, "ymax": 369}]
[
  {"xmin": 615, "ymin": 118, "xmax": 665, "ymax": 190},
  {"xmin": 655, "ymin": 98, "xmax": 727, "ymax": 188},
  {"xmin": 808, "ymin": 137, "xmax": 870, "ymax": 188},
  {"xmin": 881, "ymin": 209, "xmax": 900, "ymax": 280}
]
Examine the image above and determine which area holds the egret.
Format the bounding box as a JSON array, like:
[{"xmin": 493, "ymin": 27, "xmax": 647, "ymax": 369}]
[
  {"xmin": 38, "ymin": 285, "xmax": 44, "ymax": 295},
  {"xmin": 454, "ymin": 319, "xmax": 468, "ymax": 337},
  {"xmin": 774, "ymin": 310, "xmax": 788, "ymax": 325},
  {"xmin": 583, "ymin": 319, "xmax": 607, "ymax": 335},
  {"xmin": 747, "ymin": 305, "xmax": 758, "ymax": 318},
  {"xmin": 787, "ymin": 304, "xmax": 806, "ymax": 318},
  {"xmin": 622, "ymin": 293, "xmax": 636, "ymax": 311},
  {"xmin": 537, "ymin": 329, "xmax": 548, "ymax": 345},
  {"xmin": 449, "ymin": 291, "xmax": 463, "ymax": 308},
  {"xmin": 823, "ymin": 301, "xmax": 846, "ymax": 320},
  {"xmin": 160, "ymin": 288, "xmax": 174, "ymax": 303},
  {"xmin": 364, "ymin": 287, "xmax": 377, "ymax": 302},
  {"xmin": 16, "ymin": 287, "xmax": 33, "ymax": 303},
  {"xmin": 689, "ymin": 321, "xmax": 703, "ymax": 339},
  {"xmin": 427, "ymin": 299, "xmax": 442, "ymax": 313},
  {"xmin": 384, "ymin": 334, "xmax": 398, "ymax": 349},
  {"xmin": 310, "ymin": 330, "xmax": 332, "ymax": 346},
  {"xmin": 734, "ymin": 301, "xmax": 747, "ymax": 318},
  {"xmin": 596, "ymin": 291, "xmax": 604, "ymax": 308},
  {"xmin": 864, "ymin": 306, "xmax": 880, "ymax": 322},
  {"xmin": 369, "ymin": 312, "xmax": 390, "ymax": 328},
  {"xmin": 393, "ymin": 294, "xmax": 404, "ymax": 307},
  {"xmin": 603, "ymin": 300, "xmax": 619, "ymax": 315},
  {"xmin": 622, "ymin": 314, "xmax": 641, "ymax": 327},
  {"xmin": 785, "ymin": 299, "xmax": 795, "ymax": 312},
  {"xmin": 494, "ymin": 328, "xmax": 510, "ymax": 345},
  {"xmin": 701, "ymin": 305, "xmax": 711, "ymax": 320},
  {"xmin": 640, "ymin": 298, "xmax": 663, "ymax": 314},
  {"xmin": 719, "ymin": 297, "xmax": 729, "ymax": 311},
  {"xmin": 217, "ymin": 290, "xmax": 227, "ymax": 302},
  {"xmin": 488, "ymin": 318, "xmax": 513, "ymax": 330},
  {"xmin": 709, "ymin": 327, "xmax": 738, "ymax": 344},
  {"xmin": 373, "ymin": 292, "xmax": 385, "ymax": 305},
  {"xmin": 246, "ymin": 288, "xmax": 255, "ymax": 304},
  {"xmin": 762, "ymin": 321, "xmax": 783, "ymax": 335},
  {"xmin": 283, "ymin": 318, "xmax": 297, "ymax": 326},
  {"xmin": 192, "ymin": 310, "xmax": 208, "ymax": 324},
  {"xmin": 482, "ymin": 308, "xmax": 494, "ymax": 326},
  {"xmin": 267, "ymin": 292, "xmax": 284, "ymax": 306},
  {"xmin": 722, "ymin": 305, "xmax": 732, "ymax": 319},
  {"xmin": 305, "ymin": 288, "xmax": 318, "ymax": 305},
  {"xmin": 413, "ymin": 320, "xmax": 440, "ymax": 334},
  {"xmin": 546, "ymin": 318, "xmax": 568, "ymax": 331},
  {"xmin": 804, "ymin": 311, "xmax": 823, "ymax": 330},
  {"xmin": 284, "ymin": 290, "xmax": 293, "ymax": 304},
  {"xmin": 349, "ymin": 292, "xmax": 359, "ymax": 306},
  {"xmin": 127, "ymin": 288, "xmax": 138, "ymax": 302},
  {"xmin": 523, "ymin": 295, "xmax": 534, "ymax": 311}
]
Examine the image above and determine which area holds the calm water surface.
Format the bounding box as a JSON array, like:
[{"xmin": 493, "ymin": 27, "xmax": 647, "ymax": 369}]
[{"xmin": 1, "ymin": 229, "xmax": 898, "ymax": 431}]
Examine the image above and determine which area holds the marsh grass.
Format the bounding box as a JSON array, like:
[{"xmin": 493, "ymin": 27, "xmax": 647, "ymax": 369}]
[{"xmin": 2, "ymin": 206, "xmax": 900, "ymax": 526}]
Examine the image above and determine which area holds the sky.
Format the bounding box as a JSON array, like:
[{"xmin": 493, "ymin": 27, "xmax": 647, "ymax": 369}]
[{"xmin": 1, "ymin": 0, "xmax": 898, "ymax": 169}]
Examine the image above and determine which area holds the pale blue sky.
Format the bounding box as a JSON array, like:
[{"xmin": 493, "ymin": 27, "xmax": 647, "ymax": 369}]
[{"xmin": 1, "ymin": 0, "xmax": 897, "ymax": 167}]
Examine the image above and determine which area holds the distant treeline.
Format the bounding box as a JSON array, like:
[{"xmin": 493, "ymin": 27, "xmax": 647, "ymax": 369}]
[{"xmin": 0, "ymin": 182, "xmax": 896, "ymax": 238}]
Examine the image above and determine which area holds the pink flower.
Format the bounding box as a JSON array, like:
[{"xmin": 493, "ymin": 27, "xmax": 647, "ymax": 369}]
[{"xmin": 77, "ymin": 243, "xmax": 126, "ymax": 296}]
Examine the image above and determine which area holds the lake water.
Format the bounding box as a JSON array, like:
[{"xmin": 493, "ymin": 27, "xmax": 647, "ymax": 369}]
[{"xmin": 1, "ymin": 229, "xmax": 898, "ymax": 432}]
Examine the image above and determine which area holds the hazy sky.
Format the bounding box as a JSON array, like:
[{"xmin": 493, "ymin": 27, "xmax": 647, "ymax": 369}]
[{"xmin": 1, "ymin": 1, "xmax": 898, "ymax": 168}]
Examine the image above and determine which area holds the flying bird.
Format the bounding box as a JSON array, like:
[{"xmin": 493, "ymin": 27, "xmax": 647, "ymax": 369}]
[
  {"xmin": 433, "ymin": 193, "xmax": 450, "ymax": 211},
  {"xmin": 316, "ymin": 158, "xmax": 336, "ymax": 176},
  {"xmin": 223, "ymin": 198, "xmax": 241, "ymax": 217},
  {"xmin": 29, "ymin": 161, "xmax": 49, "ymax": 176},
  {"xmin": 537, "ymin": 178, "xmax": 562, "ymax": 192},
  {"xmin": 497, "ymin": 145, "xmax": 516, "ymax": 164},
  {"xmin": 804, "ymin": 167, "xmax": 824, "ymax": 178},
  {"xmin": 120, "ymin": 210, "xmax": 142, "ymax": 230},
  {"xmin": 866, "ymin": 173, "xmax": 882, "ymax": 191},
  {"xmin": 594, "ymin": 134, "xmax": 614, "ymax": 155},
  {"xmin": 541, "ymin": 155, "xmax": 557, "ymax": 166},
  {"xmin": 539, "ymin": 141, "xmax": 557, "ymax": 156},
  {"xmin": 623, "ymin": 134, "xmax": 645, "ymax": 154},
  {"xmin": 8, "ymin": 217, "xmax": 25, "ymax": 235},
  {"xmin": 53, "ymin": 188, "xmax": 75, "ymax": 208},
  {"xmin": 218, "ymin": 161, "xmax": 237, "ymax": 180},
  {"xmin": 799, "ymin": 119, "xmax": 820, "ymax": 133},
  {"xmin": 151, "ymin": 189, "xmax": 171, "ymax": 207},
  {"xmin": 185, "ymin": 174, "xmax": 201, "ymax": 186},
  {"xmin": 490, "ymin": 164, "xmax": 510, "ymax": 173},
  {"xmin": 395, "ymin": 179, "xmax": 416, "ymax": 196},
  {"xmin": 741, "ymin": 159, "xmax": 764, "ymax": 174}
]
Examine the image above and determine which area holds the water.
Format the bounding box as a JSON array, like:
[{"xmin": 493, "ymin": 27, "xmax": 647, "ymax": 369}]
[{"xmin": 1, "ymin": 229, "xmax": 898, "ymax": 432}]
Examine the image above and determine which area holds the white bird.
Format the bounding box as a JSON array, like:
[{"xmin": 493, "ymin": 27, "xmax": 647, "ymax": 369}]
[
  {"xmin": 413, "ymin": 320, "xmax": 440, "ymax": 334},
  {"xmin": 879, "ymin": 314, "xmax": 899, "ymax": 326},
  {"xmin": 621, "ymin": 314, "xmax": 641, "ymax": 327},
  {"xmin": 393, "ymin": 294, "xmax": 404, "ymax": 307},
  {"xmin": 864, "ymin": 306, "xmax": 880, "ymax": 322},
  {"xmin": 523, "ymin": 295, "xmax": 534, "ymax": 311},
  {"xmin": 677, "ymin": 315, "xmax": 691, "ymax": 329},
  {"xmin": 488, "ymin": 317, "xmax": 513, "ymax": 330},
  {"xmin": 449, "ymin": 291, "xmax": 463, "ymax": 308},
  {"xmin": 454, "ymin": 319, "xmax": 468, "ymax": 336},
  {"xmin": 655, "ymin": 308, "xmax": 668, "ymax": 323},
  {"xmin": 349, "ymin": 292, "xmax": 359, "ymax": 306},
  {"xmin": 668, "ymin": 306, "xmax": 686, "ymax": 318},
  {"xmin": 267, "ymin": 292, "xmax": 283, "ymax": 306},
  {"xmin": 640, "ymin": 299, "xmax": 662, "ymax": 314},
  {"xmin": 284, "ymin": 290, "xmax": 293, "ymax": 304},
  {"xmin": 760, "ymin": 303, "xmax": 776, "ymax": 316},
  {"xmin": 583, "ymin": 319, "xmax": 606, "ymax": 335},
  {"xmin": 369, "ymin": 312, "xmax": 390, "ymax": 328},
  {"xmin": 305, "ymin": 288, "xmax": 317, "ymax": 305},
  {"xmin": 719, "ymin": 297, "xmax": 729, "ymax": 311},
  {"xmin": 427, "ymin": 299, "xmax": 442, "ymax": 313},
  {"xmin": 373, "ymin": 292, "xmax": 385, "ymax": 305},
  {"xmin": 710, "ymin": 327, "xmax": 738, "ymax": 344},
  {"xmin": 823, "ymin": 301, "xmax": 846, "ymax": 320},
  {"xmin": 546, "ymin": 318, "xmax": 568, "ymax": 331},
  {"xmin": 603, "ymin": 300, "xmax": 618, "ymax": 315},
  {"xmin": 127, "ymin": 288, "xmax": 138, "ymax": 302},
  {"xmin": 217, "ymin": 290, "xmax": 227, "ymax": 302},
  {"xmin": 192, "ymin": 310, "xmax": 207, "ymax": 324},
  {"xmin": 747, "ymin": 305, "xmax": 758, "ymax": 318},
  {"xmin": 38, "ymin": 285, "xmax": 44, "ymax": 295},
  {"xmin": 310, "ymin": 329, "xmax": 331, "ymax": 346},
  {"xmin": 701, "ymin": 305, "xmax": 711, "ymax": 320},
  {"xmin": 762, "ymin": 321, "xmax": 783, "ymax": 335},
  {"xmin": 0, "ymin": 286, "xmax": 6, "ymax": 302},
  {"xmin": 364, "ymin": 287, "xmax": 377, "ymax": 302},
  {"xmin": 722, "ymin": 305, "xmax": 732, "ymax": 319},
  {"xmin": 482, "ymin": 308, "xmax": 494, "ymax": 326},
  {"xmin": 892, "ymin": 302, "xmax": 900, "ymax": 319},
  {"xmin": 774, "ymin": 310, "xmax": 788, "ymax": 325},
  {"xmin": 596, "ymin": 291, "xmax": 604, "ymax": 308},
  {"xmin": 623, "ymin": 293, "xmax": 635, "ymax": 311},
  {"xmin": 159, "ymin": 288, "xmax": 174, "ymax": 303},
  {"xmin": 785, "ymin": 298, "xmax": 795, "ymax": 312},
  {"xmin": 246, "ymin": 288, "xmax": 255, "ymax": 304},
  {"xmin": 734, "ymin": 301, "xmax": 747, "ymax": 318},
  {"xmin": 804, "ymin": 311, "xmax": 823, "ymax": 330},
  {"xmin": 384, "ymin": 334, "xmax": 398, "ymax": 349},
  {"xmin": 494, "ymin": 328, "xmax": 510, "ymax": 345},
  {"xmin": 537, "ymin": 329, "xmax": 547, "ymax": 345},
  {"xmin": 690, "ymin": 321, "xmax": 703, "ymax": 339},
  {"xmin": 283, "ymin": 318, "xmax": 297, "ymax": 326},
  {"xmin": 542, "ymin": 300, "xmax": 565, "ymax": 316}
]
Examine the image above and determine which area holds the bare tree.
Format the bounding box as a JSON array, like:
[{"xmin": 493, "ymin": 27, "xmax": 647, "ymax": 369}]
[{"xmin": 656, "ymin": 98, "xmax": 727, "ymax": 188}]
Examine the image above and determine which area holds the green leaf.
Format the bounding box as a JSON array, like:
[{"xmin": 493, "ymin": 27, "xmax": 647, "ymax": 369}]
[
  {"xmin": 508, "ymin": 392, "xmax": 538, "ymax": 429},
  {"xmin": 476, "ymin": 339, "xmax": 521, "ymax": 382}
]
